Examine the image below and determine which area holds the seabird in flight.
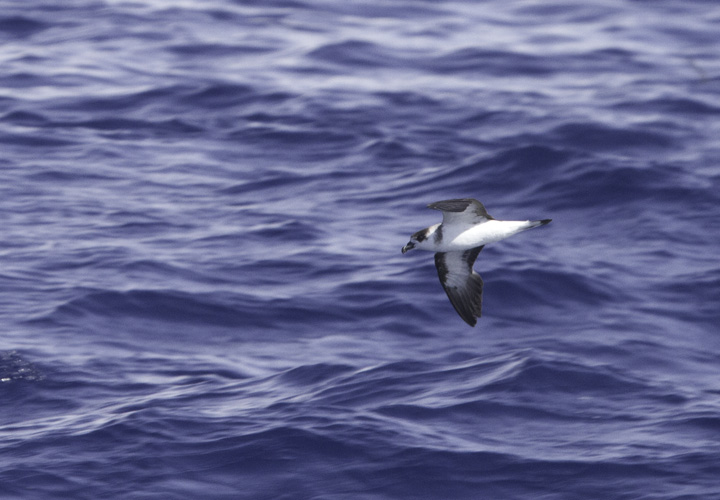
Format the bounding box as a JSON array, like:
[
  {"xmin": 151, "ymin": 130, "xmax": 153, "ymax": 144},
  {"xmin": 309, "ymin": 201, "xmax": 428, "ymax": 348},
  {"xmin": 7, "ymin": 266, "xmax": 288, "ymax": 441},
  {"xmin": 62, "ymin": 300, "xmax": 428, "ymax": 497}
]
[{"xmin": 401, "ymin": 198, "xmax": 551, "ymax": 326}]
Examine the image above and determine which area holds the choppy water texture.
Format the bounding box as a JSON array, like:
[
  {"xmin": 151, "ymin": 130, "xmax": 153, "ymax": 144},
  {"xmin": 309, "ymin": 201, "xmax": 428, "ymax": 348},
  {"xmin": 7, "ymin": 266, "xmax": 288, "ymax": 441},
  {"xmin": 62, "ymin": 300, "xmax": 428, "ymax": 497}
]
[{"xmin": 2, "ymin": 1, "xmax": 720, "ymax": 498}]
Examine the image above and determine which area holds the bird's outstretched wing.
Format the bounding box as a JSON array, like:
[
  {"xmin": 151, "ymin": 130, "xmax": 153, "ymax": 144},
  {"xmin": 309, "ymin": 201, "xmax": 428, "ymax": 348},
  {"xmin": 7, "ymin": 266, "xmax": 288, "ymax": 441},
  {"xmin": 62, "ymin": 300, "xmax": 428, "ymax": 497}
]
[
  {"xmin": 428, "ymin": 198, "xmax": 494, "ymax": 226},
  {"xmin": 434, "ymin": 246, "xmax": 484, "ymax": 326}
]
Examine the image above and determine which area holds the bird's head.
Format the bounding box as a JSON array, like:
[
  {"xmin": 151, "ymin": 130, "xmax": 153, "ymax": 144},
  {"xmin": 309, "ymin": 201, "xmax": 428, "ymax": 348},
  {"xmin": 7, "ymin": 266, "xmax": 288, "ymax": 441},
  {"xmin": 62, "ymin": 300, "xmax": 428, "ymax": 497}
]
[{"xmin": 401, "ymin": 226, "xmax": 436, "ymax": 254}]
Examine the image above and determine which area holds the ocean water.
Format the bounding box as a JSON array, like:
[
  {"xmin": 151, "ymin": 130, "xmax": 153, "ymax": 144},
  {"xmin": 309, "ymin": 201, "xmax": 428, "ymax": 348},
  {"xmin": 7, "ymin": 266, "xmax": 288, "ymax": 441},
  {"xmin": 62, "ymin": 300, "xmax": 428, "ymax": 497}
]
[{"xmin": 1, "ymin": 0, "xmax": 720, "ymax": 498}]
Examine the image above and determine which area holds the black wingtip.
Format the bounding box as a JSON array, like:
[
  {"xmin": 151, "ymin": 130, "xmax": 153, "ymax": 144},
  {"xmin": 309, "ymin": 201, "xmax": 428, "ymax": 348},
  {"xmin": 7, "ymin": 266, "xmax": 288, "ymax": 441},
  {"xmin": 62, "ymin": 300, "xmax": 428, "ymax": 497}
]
[{"xmin": 540, "ymin": 219, "xmax": 552, "ymax": 225}]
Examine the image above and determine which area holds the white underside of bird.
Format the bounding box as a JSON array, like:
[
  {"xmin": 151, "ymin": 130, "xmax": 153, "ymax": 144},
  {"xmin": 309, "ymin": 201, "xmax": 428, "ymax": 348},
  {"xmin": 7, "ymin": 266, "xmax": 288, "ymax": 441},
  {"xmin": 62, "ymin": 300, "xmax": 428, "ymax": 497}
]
[{"xmin": 411, "ymin": 219, "xmax": 544, "ymax": 252}]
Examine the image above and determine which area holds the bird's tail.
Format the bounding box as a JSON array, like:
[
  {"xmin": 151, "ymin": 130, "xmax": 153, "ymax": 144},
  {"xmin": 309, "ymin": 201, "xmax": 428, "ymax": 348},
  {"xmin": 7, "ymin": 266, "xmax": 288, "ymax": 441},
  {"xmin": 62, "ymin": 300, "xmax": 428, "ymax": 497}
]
[{"xmin": 529, "ymin": 219, "xmax": 552, "ymax": 229}]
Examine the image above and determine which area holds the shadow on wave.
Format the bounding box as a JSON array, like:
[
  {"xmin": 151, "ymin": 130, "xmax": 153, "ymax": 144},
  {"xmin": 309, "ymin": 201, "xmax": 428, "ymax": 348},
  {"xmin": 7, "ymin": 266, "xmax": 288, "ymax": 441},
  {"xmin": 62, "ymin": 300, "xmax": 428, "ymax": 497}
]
[
  {"xmin": 302, "ymin": 350, "xmax": 654, "ymax": 410},
  {"xmin": 34, "ymin": 289, "xmax": 347, "ymax": 329}
]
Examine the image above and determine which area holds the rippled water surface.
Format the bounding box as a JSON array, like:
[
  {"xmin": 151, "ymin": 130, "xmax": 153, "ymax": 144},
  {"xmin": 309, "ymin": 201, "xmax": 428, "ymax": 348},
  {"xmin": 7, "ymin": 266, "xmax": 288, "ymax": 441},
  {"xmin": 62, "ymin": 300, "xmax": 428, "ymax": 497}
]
[{"xmin": 2, "ymin": 1, "xmax": 720, "ymax": 498}]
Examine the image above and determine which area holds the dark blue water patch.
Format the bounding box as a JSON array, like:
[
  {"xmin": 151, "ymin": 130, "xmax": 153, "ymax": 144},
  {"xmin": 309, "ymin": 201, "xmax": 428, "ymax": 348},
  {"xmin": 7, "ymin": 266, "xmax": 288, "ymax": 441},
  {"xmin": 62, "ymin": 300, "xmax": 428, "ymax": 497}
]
[
  {"xmin": 223, "ymin": 0, "xmax": 308, "ymax": 8},
  {"xmin": 239, "ymin": 123, "xmax": 350, "ymax": 148},
  {"xmin": 0, "ymin": 72, "xmax": 53, "ymax": 89},
  {"xmin": 674, "ymin": 269, "xmax": 720, "ymax": 301},
  {"xmin": 488, "ymin": 266, "xmax": 618, "ymax": 313},
  {"xmin": 550, "ymin": 122, "xmax": 676, "ymax": 151},
  {"xmin": 3, "ymin": 110, "xmax": 202, "ymax": 141},
  {"xmin": 351, "ymin": 446, "xmax": 678, "ymax": 500},
  {"xmin": 0, "ymin": 420, "xmax": 179, "ymax": 499},
  {"xmin": 456, "ymin": 108, "xmax": 532, "ymax": 129},
  {"xmin": 27, "ymin": 170, "xmax": 108, "ymax": 184},
  {"xmin": 332, "ymin": 272, "xmax": 427, "ymax": 301},
  {"xmin": 181, "ymin": 83, "xmax": 293, "ymax": 109},
  {"xmin": 74, "ymin": 117, "xmax": 204, "ymax": 135},
  {"xmin": 668, "ymin": 413, "xmax": 720, "ymax": 433},
  {"xmin": 309, "ymin": 43, "xmax": 560, "ymax": 76},
  {"xmin": 25, "ymin": 168, "xmax": 118, "ymax": 183},
  {"xmin": 426, "ymin": 48, "xmax": 555, "ymax": 76},
  {"xmin": 308, "ymin": 40, "xmax": 401, "ymax": 69},
  {"xmin": 482, "ymin": 356, "xmax": 649, "ymax": 395},
  {"xmin": 56, "ymin": 85, "xmax": 194, "ymax": 113},
  {"xmin": 655, "ymin": 268, "xmax": 720, "ymax": 325},
  {"xmin": 402, "ymin": 144, "xmax": 578, "ymax": 198},
  {"xmin": 478, "ymin": 144, "xmax": 575, "ymax": 172},
  {"xmin": 343, "ymin": 295, "xmax": 433, "ymax": 332},
  {"xmin": 102, "ymin": 220, "xmax": 194, "ymax": 238},
  {"xmin": 375, "ymin": 398, "xmax": 616, "ymax": 428},
  {"xmin": 154, "ymin": 365, "xmax": 252, "ymax": 385},
  {"xmin": 0, "ymin": 16, "xmax": 48, "ymax": 38},
  {"xmin": 577, "ymin": 47, "xmax": 656, "ymax": 73},
  {"xmin": 46, "ymin": 289, "xmax": 272, "ymax": 327},
  {"xmin": 242, "ymin": 257, "xmax": 336, "ymax": 285},
  {"xmin": 0, "ymin": 470, "xmax": 78, "ymax": 500},
  {"xmin": 330, "ymin": 278, "xmax": 439, "ymax": 333},
  {"xmin": 404, "ymin": 128, "xmax": 471, "ymax": 163},
  {"xmin": 33, "ymin": 245, "xmax": 133, "ymax": 272},
  {"xmin": 356, "ymin": 448, "xmax": 530, "ymax": 499},
  {"xmin": 118, "ymin": 260, "xmax": 236, "ymax": 287},
  {"xmin": 546, "ymin": 158, "xmax": 717, "ymax": 212},
  {"xmin": 307, "ymin": 97, "xmax": 395, "ymax": 131},
  {"xmin": 203, "ymin": 8, "xmax": 258, "ymax": 23},
  {"xmin": 228, "ymin": 125, "xmax": 361, "ymax": 160},
  {"xmin": 323, "ymin": 2, "xmax": 451, "ymax": 19},
  {"xmin": 237, "ymin": 223, "xmax": 321, "ymax": 247},
  {"xmin": 375, "ymin": 91, "xmax": 441, "ymax": 109},
  {"xmin": 167, "ymin": 42, "xmax": 277, "ymax": 58},
  {"xmin": 37, "ymin": 288, "xmax": 354, "ymax": 333},
  {"xmin": 168, "ymin": 427, "xmax": 375, "ymax": 499},
  {"xmin": 614, "ymin": 96, "xmax": 720, "ymax": 115},
  {"xmin": 514, "ymin": 2, "xmax": 613, "ymax": 22},
  {"xmin": 0, "ymin": 132, "xmax": 76, "ymax": 148}
]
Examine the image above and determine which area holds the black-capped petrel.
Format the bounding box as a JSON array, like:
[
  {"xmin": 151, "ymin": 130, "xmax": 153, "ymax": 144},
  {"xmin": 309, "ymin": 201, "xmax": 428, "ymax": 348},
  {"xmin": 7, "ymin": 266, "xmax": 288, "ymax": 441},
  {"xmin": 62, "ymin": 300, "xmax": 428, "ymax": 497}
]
[{"xmin": 401, "ymin": 198, "xmax": 551, "ymax": 326}]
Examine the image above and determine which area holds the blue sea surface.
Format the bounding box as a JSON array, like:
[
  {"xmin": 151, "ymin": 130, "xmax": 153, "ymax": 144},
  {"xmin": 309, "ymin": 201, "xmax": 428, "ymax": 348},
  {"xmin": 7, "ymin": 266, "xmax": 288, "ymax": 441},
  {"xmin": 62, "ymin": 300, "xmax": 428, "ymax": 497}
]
[{"xmin": 2, "ymin": 0, "xmax": 720, "ymax": 498}]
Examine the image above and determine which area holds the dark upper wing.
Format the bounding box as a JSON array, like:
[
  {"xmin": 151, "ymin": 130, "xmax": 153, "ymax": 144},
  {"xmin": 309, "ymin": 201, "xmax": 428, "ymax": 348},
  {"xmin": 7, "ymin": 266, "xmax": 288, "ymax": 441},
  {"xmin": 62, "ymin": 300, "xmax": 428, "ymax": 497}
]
[
  {"xmin": 428, "ymin": 199, "xmax": 494, "ymax": 225},
  {"xmin": 434, "ymin": 246, "xmax": 484, "ymax": 326}
]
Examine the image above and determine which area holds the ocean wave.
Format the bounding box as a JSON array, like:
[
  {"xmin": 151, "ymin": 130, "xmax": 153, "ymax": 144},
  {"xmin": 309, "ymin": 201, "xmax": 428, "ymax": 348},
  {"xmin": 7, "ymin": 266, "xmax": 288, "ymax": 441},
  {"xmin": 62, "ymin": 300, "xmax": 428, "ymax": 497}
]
[
  {"xmin": 0, "ymin": 351, "xmax": 43, "ymax": 383},
  {"xmin": 3, "ymin": 0, "xmax": 720, "ymax": 498},
  {"xmin": 47, "ymin": 289, "xmax": 270, "ymax": 327}
]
